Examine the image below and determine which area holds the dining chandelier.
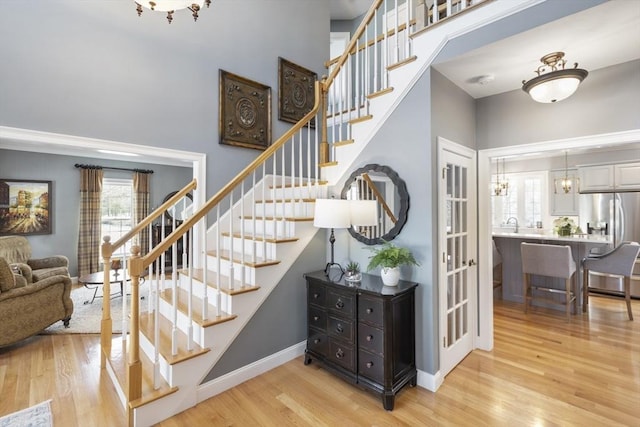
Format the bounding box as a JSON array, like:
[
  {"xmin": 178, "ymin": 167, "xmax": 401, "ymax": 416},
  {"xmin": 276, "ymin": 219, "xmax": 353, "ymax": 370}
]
[
  {"xmin": 135, "ymin": 1, "xmax": 211, "ymax": 24},
  {"xmin": 554, "ymin": 151, "xmax": 573, "ymax": 194},
  {"xmin": 522, "ymin": 52, "xmax": 588, "ymax": 103}
]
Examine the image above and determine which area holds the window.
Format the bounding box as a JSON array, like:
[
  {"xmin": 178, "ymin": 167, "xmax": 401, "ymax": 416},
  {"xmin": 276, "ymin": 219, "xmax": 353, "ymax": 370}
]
[
  {"xmin": 101, "ymin": 178, "xmax": 133, "ymax": 258},
  {"xmin": 492, "ymin": 171, "xmax": 546, "ymax": 229}
]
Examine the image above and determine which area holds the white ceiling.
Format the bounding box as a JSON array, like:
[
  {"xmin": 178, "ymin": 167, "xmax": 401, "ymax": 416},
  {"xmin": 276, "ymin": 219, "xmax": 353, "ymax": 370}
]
[
  {"xmin": 329, "ymin": 0, "xmax": 372, "ymax": 20},
  {"xmin": 433, "ymin": 0, "xmax": 640, "ymax": 99}
]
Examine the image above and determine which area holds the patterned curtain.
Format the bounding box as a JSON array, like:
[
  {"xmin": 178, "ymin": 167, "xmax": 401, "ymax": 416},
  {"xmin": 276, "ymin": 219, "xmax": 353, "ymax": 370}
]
[
  {"xmin": 133, "ymin": 171, "xmax": 151, "ymax": 255},
  {"xmin": 77, "ymin": 167, "xmax": 103, "ymax": 277}
]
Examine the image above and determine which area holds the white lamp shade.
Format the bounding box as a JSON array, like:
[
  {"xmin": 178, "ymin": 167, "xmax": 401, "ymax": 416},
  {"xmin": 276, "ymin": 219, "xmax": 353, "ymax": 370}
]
[
  {"xmin": 350, "ymin": 200, "xmax": 378, "ymax": 226},
  {"xmin": 137, "ymin": 1, "xmax": 206, "ymax": 12},
  {"xmin": 528, "ymin": 76, "xmax": 581, "ymax": 103},
  {"xmin": 313, "ymin": 199, "xmax": 351, "ymax": 229}
]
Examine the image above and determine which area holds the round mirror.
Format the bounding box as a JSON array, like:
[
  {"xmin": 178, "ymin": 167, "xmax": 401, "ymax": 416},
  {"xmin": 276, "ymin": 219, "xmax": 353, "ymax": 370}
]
[
  {"xmin": 163, "ymin": 191, "xmax": 193, "ymax": 223},
  {"xmin": 340, "ymin": 164, "xmax": 409, "ymax": 245}
]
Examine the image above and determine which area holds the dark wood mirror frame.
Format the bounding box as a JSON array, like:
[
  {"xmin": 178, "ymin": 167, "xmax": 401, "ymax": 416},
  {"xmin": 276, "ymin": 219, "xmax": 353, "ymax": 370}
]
[
  {"xmin": 163, "ymin": 191, "xmax": 193, "ymax": 223},
  {"xmin": 340, "ymin": 164, "xmax": 409, "ymax": 245}
]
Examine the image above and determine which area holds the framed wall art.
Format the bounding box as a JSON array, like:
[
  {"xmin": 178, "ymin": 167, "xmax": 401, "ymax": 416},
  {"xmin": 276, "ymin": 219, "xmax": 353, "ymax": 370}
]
[
  {"xmin": 219, "ymin": 69, "xmax": 272, "ymax": 150},
  {"xmin": 278, "ymin": 57, "xmax": 317, "ymax": 127},
  {"xmin": 0, "ymin": 179, "xmax": 52, "ymax": 235}
]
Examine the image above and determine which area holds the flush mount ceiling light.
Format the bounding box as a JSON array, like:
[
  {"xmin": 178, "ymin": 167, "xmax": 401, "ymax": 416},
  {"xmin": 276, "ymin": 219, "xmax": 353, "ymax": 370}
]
[
  {"xmin": 522, "ymin": 52, "xmax": 588, "ymax": 103},
  {"xmin": 135, "ymin": 1, "xmax": 211, "ymax": 24}
]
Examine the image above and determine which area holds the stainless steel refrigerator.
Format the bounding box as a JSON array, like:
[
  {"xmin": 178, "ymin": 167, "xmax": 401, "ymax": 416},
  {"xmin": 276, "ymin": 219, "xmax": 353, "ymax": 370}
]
[{"xmin": 579, "ymin": 192, "xmax": 640, "ymax": 297}]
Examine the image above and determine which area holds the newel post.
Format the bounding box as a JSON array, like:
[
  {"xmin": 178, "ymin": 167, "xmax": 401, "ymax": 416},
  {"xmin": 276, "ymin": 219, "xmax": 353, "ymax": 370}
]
[
  {"xmin": 320, "ymin": 76, "xmax": 329, "ymax": 164},
  {"xmin": 100, "ymin": 235, "xmax": 113, "ymax": 368},
  {"xmin": 127, "ymin": 245, "xmax": 143, "ymax": 416}
]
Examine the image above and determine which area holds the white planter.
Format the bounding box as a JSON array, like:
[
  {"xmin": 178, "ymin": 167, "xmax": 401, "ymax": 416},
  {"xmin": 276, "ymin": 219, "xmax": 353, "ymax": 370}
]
[{"xmin": 380, "ymin": 267, "xmax": 400, "ymax": 286}]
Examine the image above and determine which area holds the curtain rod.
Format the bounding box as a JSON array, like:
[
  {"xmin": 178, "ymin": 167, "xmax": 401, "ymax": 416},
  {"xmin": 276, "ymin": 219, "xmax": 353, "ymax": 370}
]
[{"xmin": 74, "ymin": 163, "xmax": 154, "ymax": 174}]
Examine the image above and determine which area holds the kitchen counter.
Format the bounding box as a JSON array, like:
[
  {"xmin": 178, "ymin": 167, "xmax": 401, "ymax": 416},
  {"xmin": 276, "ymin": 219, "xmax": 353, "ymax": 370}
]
[{"xmin": 493, "ymin": 233, "xmax": 611, "ymax": 313}]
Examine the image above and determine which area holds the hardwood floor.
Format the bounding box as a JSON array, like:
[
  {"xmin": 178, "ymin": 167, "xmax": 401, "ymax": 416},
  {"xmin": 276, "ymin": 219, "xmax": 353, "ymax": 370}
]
[{"xmin": 1, "ymin": 296, "xmax": 638, "ymax": 426}]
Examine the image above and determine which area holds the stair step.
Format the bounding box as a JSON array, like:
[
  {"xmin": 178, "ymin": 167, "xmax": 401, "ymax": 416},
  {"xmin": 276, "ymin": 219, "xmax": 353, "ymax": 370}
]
[
  {"xmin": 139, "ymin": 311, "xmax": 210, "ymax": 365},
  {"xmin": 106, "ymin": 337, "xmax": 178, "ymax": 409},
  {"xmin": 348, "ymin": 115, "xmax": 373, "ymax": 125},
  {"xmin": 241, "ymin": 215, "xmax": 314, "ymax": 222},
  {"xmin": 319, "ymin": 161, "xmax": 338, "ymax": 168},
  {"xmin": 221, "ymin": 231, "xmax": 299, "ymax": 244},
  {"xmin": 334, "ymin": 139, "xmax": 355, "ymax": 147},
  {"xmin": 269, "ymin": 180, "xmax": 327, "ymax": 188},
  {"xmin": 207, "ymin": 249, "xmax": 280, "ymax": 268},
  {"xmin": 160, "ymin": 286, "xmax": 238, "ymax": 326},
  {"xmin": 178, "ymin": 268, "xmax": 262, "ymax": 296},
  {"xmin": 366, "ymin": 87, "xmax": 394, "ymax": 99},
  {"xmin": 387, "ymin": 55, "xmax": 417, "ymax": 71},
  {"xmin": 254, "ymin": 198, "xmax": 316, "ymax": 203}
]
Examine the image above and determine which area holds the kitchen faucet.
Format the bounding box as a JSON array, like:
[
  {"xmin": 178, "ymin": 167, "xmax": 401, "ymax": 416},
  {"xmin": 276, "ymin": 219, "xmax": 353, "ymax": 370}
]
[{"xmin": 506, "ymin": 217, "xmax": 519, "ymax": 233}]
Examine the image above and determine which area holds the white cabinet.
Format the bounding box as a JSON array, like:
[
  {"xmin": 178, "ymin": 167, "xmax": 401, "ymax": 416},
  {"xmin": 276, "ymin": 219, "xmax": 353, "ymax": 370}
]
[
  {"xmin": 614, "ymin": 162, "xmax": 640, "ymax": 191},
  {"xmin": 579, "ymin": 163, "xmax": 640, "ymax": 192},
  {"xmin": 578, "ymin": 165, "xmax": 614, "ymax": 192},
  {"xmin": 549, "ymin": 169, "xmax": 579, "ymax": 215}
]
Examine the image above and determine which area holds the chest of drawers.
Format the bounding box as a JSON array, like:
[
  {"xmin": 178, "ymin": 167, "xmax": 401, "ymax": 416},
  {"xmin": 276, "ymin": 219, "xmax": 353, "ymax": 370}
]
[{"xmin": 304, "ymin": 270, "xmax": 418, "ymax": 410}]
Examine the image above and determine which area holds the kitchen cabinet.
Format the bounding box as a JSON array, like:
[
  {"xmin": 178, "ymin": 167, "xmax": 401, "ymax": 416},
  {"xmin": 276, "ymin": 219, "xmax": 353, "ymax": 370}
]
[
  {"xmin": 303, "ymin": 270, "xmax": 417, "ymax": 411},
  {"xmin": 614, "ymin": 162, "xmax": 640, "ymax": 191},
  {"xmin": 578, "ymin": 162, "xmax": 640, "ymax": 193},
  {"xmin": 578, "ymin": 165, "xmax": 614, "ymax": 192},
  {"xmin": 549, "ymin": 169, "xmax": 579, "ymax": 215}
]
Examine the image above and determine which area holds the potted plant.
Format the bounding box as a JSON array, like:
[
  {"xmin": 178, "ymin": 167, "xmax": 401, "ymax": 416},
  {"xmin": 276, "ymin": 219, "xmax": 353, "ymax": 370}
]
[
  {"xmin": 367, "ymin": 241, "xmax": 419, "ymax": 286},
  {"xmin": 553, "ymin": 217, "xmax": 579, "ymax": 236},
  {"xmin": 345, "ymin": 261, "xmax": 361, "ymax": 283}
]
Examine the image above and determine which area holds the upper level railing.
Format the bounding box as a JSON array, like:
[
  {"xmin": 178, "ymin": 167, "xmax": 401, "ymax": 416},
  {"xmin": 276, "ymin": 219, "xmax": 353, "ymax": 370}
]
[{"xmin": 321, "ymin": 0, "xmax": 488, "ymax": 164}]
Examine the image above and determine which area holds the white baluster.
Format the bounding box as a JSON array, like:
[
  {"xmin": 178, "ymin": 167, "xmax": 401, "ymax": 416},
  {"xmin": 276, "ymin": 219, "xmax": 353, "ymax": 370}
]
[
  {"xmin": 201, "ymin": 214, "xmax": 208, "ymax": 321},
  {"xmin": 215, "ymin": 205, "xmax": 221, "ymax": 317},
  {"xmin": 187, "ymin": 227, "xmax": 193, "ymax": 351}
]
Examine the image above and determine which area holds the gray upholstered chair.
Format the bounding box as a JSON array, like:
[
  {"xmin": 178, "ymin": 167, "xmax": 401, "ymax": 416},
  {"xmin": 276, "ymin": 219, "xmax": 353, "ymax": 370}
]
[
  {"xmin": 521, "ymin": 242, "xmax": 577, "ymax": 320},
  {"xmin": 582, "ymin": 242, "xmax": 640, "ymax": 320},
  {"xmin": 492, "ymin": 240, "xmax": 503, "ymax": 294}
]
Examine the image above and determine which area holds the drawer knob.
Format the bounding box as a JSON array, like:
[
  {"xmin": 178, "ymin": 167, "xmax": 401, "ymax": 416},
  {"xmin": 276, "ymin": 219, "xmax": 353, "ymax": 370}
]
[
  {"xmin": 336, "ymin": 325, "xmax": 344, "ymax": 333},
  {"xmin": 314, "ymin": 338, "xmax": 320, "ymax": 344},
  {"xmin": 366, "ymin": 308, "xmax": 373, "ymax": 314},
  {"xmin": 313, "ymin": 293, "xmax": 320, "ymax": 299},
  {"xmin": 366, "ymin": 334, "xmax": 373, "ymax": 342},
  {"xmin": 366, "ymin": 361, "xmax": 373, "ymax": 368},
  {"xmin": 335, "ymin": 299, "xmax": 344, "ymax": 309},
  {"xmin": 336, "ymin": 349, "xmax": 344, "ymax": 359},
  {"xmin": 313, "ymin": 316, "xmax": 319, "ymax": 321}
]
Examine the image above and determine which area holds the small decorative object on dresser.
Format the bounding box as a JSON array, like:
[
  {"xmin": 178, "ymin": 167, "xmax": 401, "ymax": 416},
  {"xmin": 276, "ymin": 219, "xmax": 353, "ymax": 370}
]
[
  {"xmin": 345, "ymin": 261, "xmax": 361, "ymax": 283},
  {"xmin": 304, "ymin": 270, "xmax": 418, "ymax": 410},
  {"xmin": 366, "ymin": 241, "xmax": 419, "ymax": 287}
]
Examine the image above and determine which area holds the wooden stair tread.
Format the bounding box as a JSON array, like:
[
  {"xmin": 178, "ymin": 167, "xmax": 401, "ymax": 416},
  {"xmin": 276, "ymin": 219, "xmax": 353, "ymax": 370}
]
[
  {"xmin": 319, "ymin": 161, "xmax": 338, "ymax": 168},
  {"xmin": 334, "ymin": 139, "xmax": 355, "ymax": 147},
  {"xmin": 207, "ymin": 249, "xmax": 280, "ymax": 268},
  {"xmin": 221, "ymin": 231, "xmax": 299, "ymax": 244},
  {"xmin": 139, "ymin": 311, "xmax": 210, "ymax": 365},
  {"xmin": 269, "ymin": 180, "xmax": 327, "ymax": 188},
  {"xmin": 254, "ymin": 198, "xmax": 316, "ymax": 203},
  {"xmin": 387, "ymin": 55, "xmax": 417, "ymax": 71},
  {"xmin": 178, "ymin": 268, "xmax": 261, "ymax": 296},
  {"xmin": 105, "ymin": 337, "xmax": 178, "ymax": 409},
  {"xmin": 366, "ymin": 87, "xmax": 394, "ymax": 99},
  {"xmin": 348, "ymin": 115, "xmax": 372, "ymax": 125},
  {"xmin": 240, "ymin": 215, "xmax": 314, "ymax": 222},
  {"xmin": 161, "ymin": 286, "xmax": 238, "ymax": 326}
]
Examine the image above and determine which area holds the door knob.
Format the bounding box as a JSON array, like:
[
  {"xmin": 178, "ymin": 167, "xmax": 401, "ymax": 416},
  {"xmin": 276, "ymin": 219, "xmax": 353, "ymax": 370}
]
[{"xmin": 469, "ymin": 259, "xmax": 476, "ymax": 266}]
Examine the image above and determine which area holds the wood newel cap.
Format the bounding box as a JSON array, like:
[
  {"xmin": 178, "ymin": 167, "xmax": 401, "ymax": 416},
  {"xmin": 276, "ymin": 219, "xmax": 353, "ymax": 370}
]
[{"xmin": 101, "ymin": 235, "xmax": 113, "ymax": 259}]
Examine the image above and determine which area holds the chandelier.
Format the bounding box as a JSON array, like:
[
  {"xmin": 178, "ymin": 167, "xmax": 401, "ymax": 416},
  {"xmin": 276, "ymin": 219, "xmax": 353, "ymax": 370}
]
[
  {"xmin": 135, "ymin": 1, "xmax": 211, "ymax": 24},
  {"xmin": 522, "ymin": 52, "xmax": 588, "ymax": 103},
  {"xmin": 492, "ymin": 158, "xmax": 509, "ymax": 197},
  {"xmin": 554, "ymin": 151, "xmax": 573, "ymax": 194}
]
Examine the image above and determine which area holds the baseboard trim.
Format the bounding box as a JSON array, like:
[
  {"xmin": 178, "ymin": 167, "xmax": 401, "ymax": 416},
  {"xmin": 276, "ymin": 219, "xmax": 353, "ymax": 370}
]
[
  {"xmin": 417, "ymin": 368, "xmax": 443, "ymax": 392},
  {"xmin": 196, "ymin": 341, "xmax": 306, "ymax": 403}
]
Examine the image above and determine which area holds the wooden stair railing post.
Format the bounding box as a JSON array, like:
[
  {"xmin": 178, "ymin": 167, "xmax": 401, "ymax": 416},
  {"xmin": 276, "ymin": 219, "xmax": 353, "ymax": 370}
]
[
  {"xmin": 127, "ymin": 245, "xmax": 143, "ymax": 422},
  {"xmin": 320, "ymin": 76, "xmax": 329, "ymax": 164},
  {"xmin": 100, "ymin": 236, "xmax": 114, "ymax": 369}
]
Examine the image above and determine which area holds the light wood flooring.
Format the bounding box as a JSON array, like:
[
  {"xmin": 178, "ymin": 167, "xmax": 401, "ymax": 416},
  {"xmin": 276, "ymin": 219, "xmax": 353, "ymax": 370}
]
[{"xmin": 0, "ymin": 296, "xmax": 638, "ymax": 426}]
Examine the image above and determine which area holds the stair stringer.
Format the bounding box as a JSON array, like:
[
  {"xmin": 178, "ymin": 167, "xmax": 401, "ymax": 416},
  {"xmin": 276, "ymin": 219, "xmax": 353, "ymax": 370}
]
[
  {"xmin": 322, "ymin": 0, "xmax": 545, "ymax": 185},
  {"xmin": 133, "ymin": 214, "xmax": 322, "ymax": 426}
]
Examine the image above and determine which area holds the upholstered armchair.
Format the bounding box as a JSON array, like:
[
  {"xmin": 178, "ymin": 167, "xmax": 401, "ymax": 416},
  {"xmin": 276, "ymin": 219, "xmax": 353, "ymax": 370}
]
[
  {"xmin": 0, "ymin": 257, "xmax": 73, "ymax": 347},
  {"xmin": 0, "ymin": 236, "xmax": 70, "ymax": 283}
]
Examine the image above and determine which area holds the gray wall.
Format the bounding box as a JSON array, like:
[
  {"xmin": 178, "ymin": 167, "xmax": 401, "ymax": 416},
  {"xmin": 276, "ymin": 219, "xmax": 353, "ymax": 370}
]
[
  {"xmin": 477, "ymin": 60, "xmax": 640, "ymax": 149},
  {"xmin": 0, "ymin": 149, "xmax": 192, "ymax": 276},
  {"xmin": 431, "ymin": 69, "xmax": 476, "ymax": 149}
]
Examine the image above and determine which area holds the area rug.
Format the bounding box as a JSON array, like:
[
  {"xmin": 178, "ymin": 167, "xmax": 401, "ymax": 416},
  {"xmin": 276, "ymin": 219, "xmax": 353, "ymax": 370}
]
[
  {"xmin": 41, "ymin": 284, "xmax": 147, "ymax": 335},
  {"xmin": 0, "ymin": 399, "xmax": 53, "ymax": 427}
]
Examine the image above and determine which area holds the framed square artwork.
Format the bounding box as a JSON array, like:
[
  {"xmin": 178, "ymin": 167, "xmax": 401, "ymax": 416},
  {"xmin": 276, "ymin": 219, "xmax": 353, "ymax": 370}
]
[
  {"xmin": 278, "ymin": 57, "xmax": 317, "ymax": 127},
  {"xmin": 0, "ymin": 179, "xmax": 52, "ymax": 235}
]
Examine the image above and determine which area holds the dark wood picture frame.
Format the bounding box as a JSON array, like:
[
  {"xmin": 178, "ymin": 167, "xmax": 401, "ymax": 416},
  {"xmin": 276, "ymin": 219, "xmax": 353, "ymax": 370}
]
[
  {"xmin": 219, "ymin": 69, "xmax": 272, "ymax": 150},
  {"xmin": 278, "ymin": 57, "xmax": 317, "ymax": 127},
  {"xmin": 0, "ymin": 179, "xmax": 53, "ymax": 235}
]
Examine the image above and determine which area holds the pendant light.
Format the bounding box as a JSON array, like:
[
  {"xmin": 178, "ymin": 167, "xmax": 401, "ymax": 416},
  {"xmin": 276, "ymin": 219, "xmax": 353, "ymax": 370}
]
[
  {"xmin": 493, "ymin": 158, "xmax": 509, "ymax": 196},
  {"xmin": 522, "ymin": 52, "xmax": 588, "ymax": 103},
  {"xmin": 135, "ymin": 1, "xmax": 211, "ymax": 23},
  {"xmin": 554, "ymin": 151, "xmax": 573, "ymax": 194}
]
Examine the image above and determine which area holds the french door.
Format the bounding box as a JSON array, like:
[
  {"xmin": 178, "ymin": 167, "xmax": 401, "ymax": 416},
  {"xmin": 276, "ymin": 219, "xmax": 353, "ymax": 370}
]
[{"xmin": 438, "ymin": 138, "xmax": 477, "ymax": 378}]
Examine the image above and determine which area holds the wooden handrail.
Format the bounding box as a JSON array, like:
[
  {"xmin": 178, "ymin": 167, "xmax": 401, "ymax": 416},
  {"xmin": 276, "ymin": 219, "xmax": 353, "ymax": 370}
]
[
  {"xmin": 361, "ymin": 173, "xmax": 397, "ymax": 224},
  {"xmin": 134, "ymin": 81, "xmax": 323, "ymax": 274},
  {"xmin": 108, "ymin": 179, "xmax": 197, "ymax": 255}
]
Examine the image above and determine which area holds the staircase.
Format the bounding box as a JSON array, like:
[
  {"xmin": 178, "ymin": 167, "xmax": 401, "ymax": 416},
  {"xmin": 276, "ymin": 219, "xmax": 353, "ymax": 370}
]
[{"xmin": 98, "ymin": 0, "xmax": 544, "ymax": 425}]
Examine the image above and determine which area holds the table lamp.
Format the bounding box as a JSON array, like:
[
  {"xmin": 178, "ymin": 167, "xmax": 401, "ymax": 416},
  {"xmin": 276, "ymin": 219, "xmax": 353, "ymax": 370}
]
[{"xmin": 314, "ymin": 198, "xmax": 351, "ymax": 275}]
